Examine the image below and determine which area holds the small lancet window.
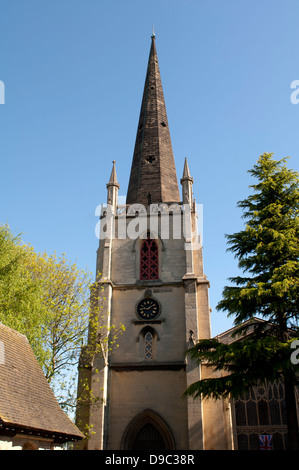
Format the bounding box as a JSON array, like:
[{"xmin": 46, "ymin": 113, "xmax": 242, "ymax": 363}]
[
  {"xmin": 140, "ymin": 237, "xmax": 159, "ymax": 280},
  {"xmin": 144, "ymin": 331, "xmax": 153, "ymax": 360}
]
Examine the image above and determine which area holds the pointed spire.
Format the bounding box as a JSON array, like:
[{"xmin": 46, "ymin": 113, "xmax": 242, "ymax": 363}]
[
  {"xmin": 126, "ymin": 35, "xmax": 180, "ymax": 205},
  {"xmin": 182, "ymin": 157, "xmax": 191, "ymax": 179},
  {"xmin": 106, "ymin": 160, "xmax": 120, "ymax": 208},
  {"xmin": 107, "ymin": 160, "xmax": 119, "ymax": 187},
  {"xmin": 180, "ymin": 157, "xmax": 193, "ymax": 204}
]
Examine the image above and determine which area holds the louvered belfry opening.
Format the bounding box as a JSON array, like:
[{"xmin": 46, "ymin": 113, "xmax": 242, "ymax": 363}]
[{"xmin": 140, "ymin": 238, "xmax": 159, "ymax": 280}]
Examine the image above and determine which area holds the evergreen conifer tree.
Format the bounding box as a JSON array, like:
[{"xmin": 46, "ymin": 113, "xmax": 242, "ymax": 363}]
[{"xmin": 185, "ymin": 153, "xmax": 299, "ymax": 449}]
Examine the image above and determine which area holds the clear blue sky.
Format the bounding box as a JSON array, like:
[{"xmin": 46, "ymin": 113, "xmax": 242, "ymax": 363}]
[{"xmin": 1, "ymin": 0, "xmax": 299, "ymax": 336}]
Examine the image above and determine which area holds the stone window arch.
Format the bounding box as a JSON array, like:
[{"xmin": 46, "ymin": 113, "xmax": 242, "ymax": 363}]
[
  {"xmin": 144, "ymin": 331, "xmax": 154, "ymax": 360},
  {"xmin": 234, "ymin": 381, "xmax": 289, "ymax": 449},
  {"xmin": 121, "ymin": 409, "xmax": 175, "ymax": 450},
  {"xmin": 140, "ymin": 237, "xmax": 159, "ymax": 280},
  {"xmin": 133, "ymin": 232, "xmax": 164, "ymax": 282},
  {"xmin": 138, "ymin": 326, "xmax": 158, "ymax": 361}
]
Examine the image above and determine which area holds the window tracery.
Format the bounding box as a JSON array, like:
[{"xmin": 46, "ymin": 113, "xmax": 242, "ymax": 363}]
[
  {"xmin": 234, "ymin": 381, "xmax": 290, "ymax": 450},
  {"xmin": 144, "ymin": 331, "xmax": 153, "ymax": 360},
  {"xmin": 140, "ymin": 238, "xmax": 159, "ymax": 280}
]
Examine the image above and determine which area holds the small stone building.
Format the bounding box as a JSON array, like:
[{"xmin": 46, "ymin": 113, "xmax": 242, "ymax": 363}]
[{"xmin": 0, "ymin": 323, "xmax": 83, "ymax": 450}]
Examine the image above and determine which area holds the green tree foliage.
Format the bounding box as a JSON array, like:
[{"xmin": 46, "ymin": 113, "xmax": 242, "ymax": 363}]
[
  {"xmin": 0, "ymin": 224, "xmax": 125, "ymax": 418},
  {"xmin": 0, "ymin": 225, "xmax": 92, "ymax": 377},
  {"xmin": 0, "ymin": 225, "xmax": 124, "ymax": 416},
  {"xmin": 184, "ymin": 153, "xmax": 299, "ymax": 449},
  {"xmin": 0, "ymin": 225, "xmax": 47, "ymax": 361},
  {"xmin": 219, "ymin": 152, "xmax": 299, "ymax": 330}
]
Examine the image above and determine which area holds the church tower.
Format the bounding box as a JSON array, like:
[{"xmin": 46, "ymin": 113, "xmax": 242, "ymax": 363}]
[{"xmin": 76, "ymin": 34, "xmax": 233, "ymax": 450}]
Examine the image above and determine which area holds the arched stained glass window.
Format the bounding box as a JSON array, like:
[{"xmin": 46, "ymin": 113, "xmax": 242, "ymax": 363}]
[
  {"xmin": 234, "ymin": 381, "xmax": 288, "ymax": 450},
  {"xmin": 140, "ymin": 238, "xmax": 159, "ymax": 280}
]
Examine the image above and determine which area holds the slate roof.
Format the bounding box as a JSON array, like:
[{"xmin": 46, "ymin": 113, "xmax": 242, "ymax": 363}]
[{"xmin": 0, "ymin": 323, "xmax": 83, "ymax": 443}]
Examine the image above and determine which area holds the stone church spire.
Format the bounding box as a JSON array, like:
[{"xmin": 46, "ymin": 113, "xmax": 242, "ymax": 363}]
[
  {"xmin": 106, "ymin": 160, "xmax": 120, "ymax": 209},
  {"xmin": 180, "ymin": 157, "xmax": 194, "ymax": 204},
  {"xmin": 126, "ymin": 34, "xmax": 180, "ymax": 205}
]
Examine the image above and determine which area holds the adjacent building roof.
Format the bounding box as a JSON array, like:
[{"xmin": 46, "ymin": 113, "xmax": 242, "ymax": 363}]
[
  {"xmin": 215, "ymin": 318, "xmax": 269, "ymax": 344},
  {"xmin": 0, "ymin": 323, "xmax": 83, "ymax": 443},
  {"xmin": 126, "ymin": 34, "xmax": 181, "ymax": 205}
]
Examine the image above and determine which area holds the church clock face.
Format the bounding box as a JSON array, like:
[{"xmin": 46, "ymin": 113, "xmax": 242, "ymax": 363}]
[{"xmin": 137, "ymin": 298, "xmax": 160, "ymax": 320}]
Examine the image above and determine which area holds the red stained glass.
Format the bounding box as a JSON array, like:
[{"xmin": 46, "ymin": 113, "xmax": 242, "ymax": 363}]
[{"xmin": 140, "ymin": 238, "xmax": 159, "ymax": 280}]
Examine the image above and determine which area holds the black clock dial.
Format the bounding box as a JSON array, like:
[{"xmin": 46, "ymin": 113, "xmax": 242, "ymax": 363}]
[{"xmin": 137, "ymin": 298, "xmax": 160, "ymax": 320}]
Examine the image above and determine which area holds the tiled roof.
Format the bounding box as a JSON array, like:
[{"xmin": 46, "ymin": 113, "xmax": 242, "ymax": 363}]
[{"xmin": 0, "ymin": 323, "xmax": 83, "ymax": 442}]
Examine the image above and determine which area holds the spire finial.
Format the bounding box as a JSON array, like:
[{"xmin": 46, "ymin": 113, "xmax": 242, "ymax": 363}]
[
  {"xmin": 183, "ymin": 157, "xmax": 191, "ymax": 178},
  {"xmin": 107, "ymin": 160, "xmax": 119, "ymax": 187},
  {"xmin": 151, "ymin": 26, "xmax": 155, "ymax": 39},
  {"xmin": 181, "ymin": 157, "xmax": 193, "ymax": 183}
]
